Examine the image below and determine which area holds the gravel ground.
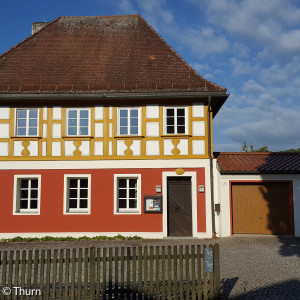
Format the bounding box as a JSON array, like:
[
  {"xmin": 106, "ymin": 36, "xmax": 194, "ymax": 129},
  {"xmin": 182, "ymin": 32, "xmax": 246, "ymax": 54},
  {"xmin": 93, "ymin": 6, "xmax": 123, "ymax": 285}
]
[{"xmin": 0, "ymin": 235, "xmax": 299, "ymax": 299}]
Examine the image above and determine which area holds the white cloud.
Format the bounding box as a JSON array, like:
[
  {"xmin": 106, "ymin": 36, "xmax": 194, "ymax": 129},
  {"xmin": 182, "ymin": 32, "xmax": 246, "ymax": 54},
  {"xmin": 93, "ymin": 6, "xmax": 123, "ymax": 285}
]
[
  {"xmin": 243, "ymin": 79, "xmax": 265, "ymax": 94},
  {"xmin": 180, "ymin": 27, "xmax": 229, "ymax": 57},
  {"xmin": 119, "ymin": 0, "xmax": 136, "ymax": 14}
]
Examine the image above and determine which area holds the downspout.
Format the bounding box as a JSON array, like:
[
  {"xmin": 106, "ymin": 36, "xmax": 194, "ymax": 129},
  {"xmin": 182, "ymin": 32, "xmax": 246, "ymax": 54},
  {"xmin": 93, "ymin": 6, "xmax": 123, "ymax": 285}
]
[{"xmin": 208, "ymin": 96, "xmax": 216, "ymax": 238}]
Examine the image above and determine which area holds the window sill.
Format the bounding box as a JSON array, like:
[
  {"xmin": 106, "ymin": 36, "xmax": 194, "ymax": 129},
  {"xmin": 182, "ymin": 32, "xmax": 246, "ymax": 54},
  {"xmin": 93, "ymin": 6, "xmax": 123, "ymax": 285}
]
[
  {"xmin": 62, "ymin": 136, "xmax": 94, "ymax": 140},
  {"xmin": 114, "ymin": 135, "xmax": 145, "ymax": 140},
  {"xmin": 14, "ymin": 211, "xmax": 40, "ymax": 215},
  {"xmin": 64, "ymin": 211, "xmax": 90, "ymax": 215},
  {"xmin": 115, "ymin": 210, "xmax": 141, "ymax": 215},
  {"xmin": 11, "ymin": 136, "xmax": 42, "ymax": 140},
  {"xmin": 160, "ymin": 134, "xmax": 191, "ymax": 139}
]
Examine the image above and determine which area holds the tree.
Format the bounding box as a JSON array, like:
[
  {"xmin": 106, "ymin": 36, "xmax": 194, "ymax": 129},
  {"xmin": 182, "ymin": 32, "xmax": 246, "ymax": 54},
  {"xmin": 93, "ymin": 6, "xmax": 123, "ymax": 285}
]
[{"xmin": 241, "ymin": 142, "xmax": 270, "ymax": 152}]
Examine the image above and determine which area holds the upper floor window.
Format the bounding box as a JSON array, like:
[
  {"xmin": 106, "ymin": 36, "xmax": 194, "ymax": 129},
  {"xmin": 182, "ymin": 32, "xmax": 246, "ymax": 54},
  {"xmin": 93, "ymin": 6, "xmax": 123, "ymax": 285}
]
[
  {"xmin": 64, "ymin": 175, "xmax": 91, "ymax": 214},
  {"xmin": 118, "ymin": 108, "xmax": 140, "ymax": 135},
  {"xmin": 16, "ymin": 109, "xmax": 39, "ymax": 136},
  {"xmin": 165, "ymin": 107, "xmax": 188, "ymax": 134},
  {"xmin": 13, "ymin": 175, "xmax": 41, "ymax": 215},
  {"xmin": 66, "ymin": 108, "xmax": 90, "ymax": 136}
]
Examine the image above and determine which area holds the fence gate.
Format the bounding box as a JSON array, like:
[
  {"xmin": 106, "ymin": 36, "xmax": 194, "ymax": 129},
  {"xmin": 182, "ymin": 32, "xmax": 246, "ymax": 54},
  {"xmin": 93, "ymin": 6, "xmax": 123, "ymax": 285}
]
[{"xmin": 0, "ymin": 244, "xmax": 220, "ymax": 299}]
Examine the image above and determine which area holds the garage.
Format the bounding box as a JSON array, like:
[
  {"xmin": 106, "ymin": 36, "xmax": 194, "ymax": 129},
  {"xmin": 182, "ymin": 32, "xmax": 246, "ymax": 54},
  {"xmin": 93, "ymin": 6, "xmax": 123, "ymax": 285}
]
[{"xmin": 231, "ymin": 182, "xmax": 292, "ymax": 235}]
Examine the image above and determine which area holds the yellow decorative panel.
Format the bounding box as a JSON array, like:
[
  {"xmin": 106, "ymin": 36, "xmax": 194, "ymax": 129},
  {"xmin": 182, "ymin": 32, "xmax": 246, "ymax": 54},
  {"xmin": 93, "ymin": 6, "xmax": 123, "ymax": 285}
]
[{"xmin": 0, "ymin": 102, "xmax": 211, "ymax": 160}]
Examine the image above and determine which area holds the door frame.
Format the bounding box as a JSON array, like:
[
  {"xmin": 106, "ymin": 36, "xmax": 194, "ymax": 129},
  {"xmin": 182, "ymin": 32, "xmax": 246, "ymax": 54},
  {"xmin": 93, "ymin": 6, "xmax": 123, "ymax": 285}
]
[{"xmin": 162, "ymin": 172, "xmax": 198, "ymax": 237}]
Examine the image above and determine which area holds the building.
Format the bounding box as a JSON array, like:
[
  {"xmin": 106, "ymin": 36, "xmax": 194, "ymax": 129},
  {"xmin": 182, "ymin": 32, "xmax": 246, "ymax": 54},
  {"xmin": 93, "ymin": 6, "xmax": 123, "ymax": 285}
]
[
  {"xmin": 0, "ymin": 15, "xmax": 229, "ymax": 238},
  {"xmin": 215, "ymin": 152, "xmax": 300, "ymax": 237}
]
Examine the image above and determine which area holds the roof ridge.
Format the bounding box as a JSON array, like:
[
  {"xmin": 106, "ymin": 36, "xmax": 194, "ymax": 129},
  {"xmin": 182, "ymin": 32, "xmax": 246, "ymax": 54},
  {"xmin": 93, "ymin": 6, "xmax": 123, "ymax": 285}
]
[
  {"xmin": 0, "ymin": 17, "xmax": 61, "ymax": 60},
  {"xmin": 137, "ymin": 15, "xmax": 226, "ymax": 92},
  {"xmin": 61, "ymin": 14, "xmax": 140, "ymax": 19}
]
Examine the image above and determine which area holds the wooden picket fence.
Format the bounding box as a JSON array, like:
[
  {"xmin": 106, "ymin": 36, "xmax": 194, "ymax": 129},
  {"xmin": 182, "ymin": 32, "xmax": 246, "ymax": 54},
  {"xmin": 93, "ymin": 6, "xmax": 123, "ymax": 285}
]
[{"xmin": 0, "ymin": 244, "xmax": 220, "ymax": 299}]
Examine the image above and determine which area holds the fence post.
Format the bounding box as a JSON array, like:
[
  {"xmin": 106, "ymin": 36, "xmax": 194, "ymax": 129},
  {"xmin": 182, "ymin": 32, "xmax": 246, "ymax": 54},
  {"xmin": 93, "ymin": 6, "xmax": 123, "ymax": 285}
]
[
  {"xmin": 213, "ymin": 244, "xmax": 220, "ymax": 299},
  {"xmin": 90, "ymin": 247, "xmax": 96, "ymax": 299}
]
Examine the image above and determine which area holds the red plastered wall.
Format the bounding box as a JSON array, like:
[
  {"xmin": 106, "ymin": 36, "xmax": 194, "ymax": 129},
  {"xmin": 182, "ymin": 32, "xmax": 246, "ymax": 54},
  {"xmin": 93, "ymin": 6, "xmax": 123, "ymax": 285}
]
[{"xmin": 0, "ymin": 168, "xmax": 206, "ymax": 233}]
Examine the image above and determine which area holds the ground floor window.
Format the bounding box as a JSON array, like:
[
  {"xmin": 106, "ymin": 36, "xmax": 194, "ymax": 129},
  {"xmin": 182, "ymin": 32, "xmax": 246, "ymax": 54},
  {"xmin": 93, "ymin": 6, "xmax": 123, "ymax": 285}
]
[
  {"xmin": 114, "ymin": 174, "xmax": 141, "ymax": 214},
  {"xmin": 64, "ymin": 175, "xmax": 91, "ymax": 214},
  {"xmin": 13, "ymin": 175, "xmax": 41, "ymax": 214}
]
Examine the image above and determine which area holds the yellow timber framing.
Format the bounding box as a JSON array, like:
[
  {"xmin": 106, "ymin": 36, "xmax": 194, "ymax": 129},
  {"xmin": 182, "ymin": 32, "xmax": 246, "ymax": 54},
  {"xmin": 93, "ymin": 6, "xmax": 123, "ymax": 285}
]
[{"xmin": 0, "ymin": 103, "xmax": 210, "ymax": 160}]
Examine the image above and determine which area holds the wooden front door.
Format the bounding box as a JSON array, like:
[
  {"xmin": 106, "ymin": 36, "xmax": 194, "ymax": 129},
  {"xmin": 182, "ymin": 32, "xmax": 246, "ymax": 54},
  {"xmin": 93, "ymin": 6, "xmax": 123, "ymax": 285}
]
[
  {"xmin": 167, "ymin": 177, "xmax": 192, "ymax": 236},
  {"xmin": 232, "ymin": 182, "xmax": 291, "ymax": 235}
]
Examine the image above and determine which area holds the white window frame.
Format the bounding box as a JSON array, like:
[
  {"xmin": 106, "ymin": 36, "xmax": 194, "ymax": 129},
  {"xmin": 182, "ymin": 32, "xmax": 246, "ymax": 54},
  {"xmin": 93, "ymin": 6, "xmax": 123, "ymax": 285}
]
[
  {"xmin": 163, "ymin": 106, "xmax": 189, "ymax": 135},
  {"xmin": 66, "ymin": 108, "xmax": 90, "ymax": 136},
  {"xmin": 114, "ymin": 174, "xmax": 141, "ymax": 214},
  {"xmin": 117, "ymin": 107, "xmax": 141, "ymax": 136},
  {"xmin": 15, "ymin": 108, "xmax": 39, "ymax": 137},
  {"xmin": 64, "ymin": 174, "xmax": 91, "ymax": 214},
  {"xmin": 13, "ymin": 175, "xmax": 41, "ymax": 215}
]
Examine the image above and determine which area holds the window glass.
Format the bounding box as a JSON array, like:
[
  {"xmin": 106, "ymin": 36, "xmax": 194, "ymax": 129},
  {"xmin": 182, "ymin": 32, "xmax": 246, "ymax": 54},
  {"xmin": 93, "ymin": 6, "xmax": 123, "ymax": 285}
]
[
  {"xmin": 16, "ymin": 178, "xmax": 39, "ymax": 213},
  {"xmin": 117, "ymin": 178, "xmax": 138, "ymax": 210},
  {"xmin": 67, "ymin": 109, "xmax": 89, "ymax": 136},
  {"xmin": 165, "ymin": 107, "xmax": 187, "ymax": 134},
  {"xmin": 119, "ymin": 108, "xmax": 139, "ymax": 135},
  {"xmin": 67, "ymin": 177, "xmax": 89, "ymax": 212},
  {"xmin": 16, "ymin": 109, "xmax": 39, "ymax": 136}
]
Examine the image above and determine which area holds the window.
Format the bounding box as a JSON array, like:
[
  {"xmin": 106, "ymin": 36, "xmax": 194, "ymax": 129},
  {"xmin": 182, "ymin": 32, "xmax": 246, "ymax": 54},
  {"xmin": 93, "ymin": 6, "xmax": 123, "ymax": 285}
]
[
  {"xmin": 16, "ymin": 109, "xmax": 39, "ymax": 136},
  {"xmin": 165, "ymin": 107, "xmax": 188, "ymax": 134},
  {"xmin": 114, "ymin": 174, "xmax": 141, "ymax": 214},
  {"xmin": 66, "ymin": 108, "xmax": 90, "ymax": 136},
  {"xmin": 118, "ymin": 108, "xmax": 140, "ymax": 135},
  {"xmin": 13, "ymin": 175, "xmax": 41, "ymax": 215},
  {"xmin": 64, "ymin": 175, "xmax": 91, "ymax": 214}
]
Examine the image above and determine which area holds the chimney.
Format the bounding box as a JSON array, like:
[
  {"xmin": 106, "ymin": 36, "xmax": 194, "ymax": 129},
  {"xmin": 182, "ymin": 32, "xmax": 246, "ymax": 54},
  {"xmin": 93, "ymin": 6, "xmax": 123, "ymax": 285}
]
[{"xmin": 32, "ymin": 22, "xmax": 49, "ymax": 35}]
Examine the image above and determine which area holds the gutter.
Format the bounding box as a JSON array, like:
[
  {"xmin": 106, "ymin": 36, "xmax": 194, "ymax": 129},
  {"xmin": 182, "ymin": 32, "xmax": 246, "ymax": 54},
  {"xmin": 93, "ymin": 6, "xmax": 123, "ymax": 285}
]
[{"xmin": 208, "ymin": 96, "xmax": 216, "ymax": 238}]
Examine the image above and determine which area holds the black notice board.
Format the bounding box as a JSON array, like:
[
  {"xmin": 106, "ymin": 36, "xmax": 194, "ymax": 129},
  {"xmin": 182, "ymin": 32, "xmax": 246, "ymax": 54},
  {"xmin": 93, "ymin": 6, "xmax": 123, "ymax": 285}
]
[{"xmin": 144, "ymin": 195, "xmax": 163, "ymax": 213}]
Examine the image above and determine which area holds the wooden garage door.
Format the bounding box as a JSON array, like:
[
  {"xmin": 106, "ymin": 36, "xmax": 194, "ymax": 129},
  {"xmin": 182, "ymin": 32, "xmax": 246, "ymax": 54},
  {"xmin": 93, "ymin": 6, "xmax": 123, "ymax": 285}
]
[{"xmin": 232, "ymin": 182, "xmax": 291, "ymax": 235}]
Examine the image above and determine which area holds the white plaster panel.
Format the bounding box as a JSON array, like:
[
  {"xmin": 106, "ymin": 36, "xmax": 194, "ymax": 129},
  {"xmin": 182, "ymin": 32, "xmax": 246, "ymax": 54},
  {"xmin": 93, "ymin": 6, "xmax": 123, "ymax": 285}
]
[
  {"xmin": 52, "ymin": 124, "xmax": 61, "ymax": 138},
  {"xmin": 117, "ymin": 140, "xmax": 126, "ymax": 156},
  {"xmin": 42, "ymin": 142, "xmax": 47, "ymax": 156},
  {"xmin": 95, "ymin": 123, "xmax": 103, "ymax": 137},
  {"xmin": 79, "ymin": 141, "xmax": 90, "ymax": 156},
  {"xmin": 146, "ymin": 141, "xmax": 160, "ymax": 156},
  {"xmin": 0, "ymin": 107, "xmax": 10, "ymax": 119},
  {"xmin": 52, "ymin": 107, "xmax": 61, "ymax": 120},
  {"xmin": 164, "ymin": 139, "xmax": 174, "ymax": 156},
  {"xmin": 177, "ymin": 139, "xmax": 188, "ymax": 155},
  {"xmin": 109, "ymin": 123, "xmax": 113, "ymax": 137},
  {"xmin": 28, "ymin": 141, "xmax": 38, "ymax": 156},
  {"xmin": 109, "ymin": 107, "xmax": 113, "ymax": 119},
  {"xmin": 0, "ymin": 142, "xmax": 9, "ymax": 156},
  {"xmin": 94, "ymin": 141, "xmax": 103, "ymax": 156},
  {"xmin": 146, "ymin": 122, "xmax": 159, "ymax": 137},
  {"xmin": 192, "ymin": 103, "xmax": 204, "ymax": 117},
  {"xmin": 14, "ymin": 141, "xmax": 23, "ymax": 156},
  {"xmin": 131, "ymin": 140, "xmax": 141, "ymax": 156},
  {"xmin": 65, "ymin": 141, "xmax": 76, "ymax": 156},
  {"xmin": 192, "ymin": 140, "xmax": 205, "ymax": 155},
  {"xmin": 43, "ymin": 124, "xmax": 47, "ymax": 138},
  {"xmin": 146, "ymin": 105, "xmax": 159, "ymax": 119},
  {"xmin": 52, "ymin": 142, "xmax": 61, "ymax": 156},
  {"xmin": 0, "ymin": 124, "xmax": 9, "ymax": 138},
  {"xmin": 43, "ymin": 107, "xmax": 47, "ymax": 120},
  {"xmin": 193, "ymin": 121, "xmax": 205, "ymax": 136},
  {"xmin": 95, "ymin": 106, "xmax": 104, "ymax": 120}
]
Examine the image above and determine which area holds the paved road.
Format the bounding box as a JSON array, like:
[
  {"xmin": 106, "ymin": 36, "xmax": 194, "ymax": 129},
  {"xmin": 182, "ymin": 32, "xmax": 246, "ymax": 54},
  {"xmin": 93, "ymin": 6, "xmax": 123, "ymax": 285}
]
[{"xmin": 1, "ymin": 235, "xmax": 300, "ymax": 299}]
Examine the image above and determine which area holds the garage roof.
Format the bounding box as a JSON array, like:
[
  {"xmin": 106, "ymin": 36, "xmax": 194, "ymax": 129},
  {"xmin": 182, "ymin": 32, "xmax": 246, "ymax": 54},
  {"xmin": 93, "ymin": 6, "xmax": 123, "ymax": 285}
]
[{"xmin": 215, "ymin": 152, "xmax": 300, "ymax": 174}]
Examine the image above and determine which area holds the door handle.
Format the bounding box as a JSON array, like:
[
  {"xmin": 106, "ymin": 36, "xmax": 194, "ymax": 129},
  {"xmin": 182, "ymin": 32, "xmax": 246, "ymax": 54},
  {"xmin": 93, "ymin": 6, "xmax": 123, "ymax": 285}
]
[{"xmin": 175, "ymin": 206, "xmax": 179, "ymax": 212}]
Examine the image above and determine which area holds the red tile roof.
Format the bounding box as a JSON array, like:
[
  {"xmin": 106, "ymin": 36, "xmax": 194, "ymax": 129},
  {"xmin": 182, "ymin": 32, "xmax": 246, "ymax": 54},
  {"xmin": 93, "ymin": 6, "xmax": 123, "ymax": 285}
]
[
  {"xmin": 215, "ymin": 152, "xmax": 300, "ymax": 174},
  {"xmin": 0, "ymin": 15, "xmax": 226, "ymax": 94}
]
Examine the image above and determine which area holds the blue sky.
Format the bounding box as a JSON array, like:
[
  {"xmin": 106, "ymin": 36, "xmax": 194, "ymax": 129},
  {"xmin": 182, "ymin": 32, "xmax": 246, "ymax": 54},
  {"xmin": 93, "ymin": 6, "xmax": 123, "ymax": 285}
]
[{"xmin": 1, "ymin": 0, "xmax": 300, "ymax": 152}]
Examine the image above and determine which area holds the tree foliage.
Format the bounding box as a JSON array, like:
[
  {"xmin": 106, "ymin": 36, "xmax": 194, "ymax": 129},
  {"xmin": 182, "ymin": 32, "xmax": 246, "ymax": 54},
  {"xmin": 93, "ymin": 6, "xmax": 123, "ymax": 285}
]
[{"xmin": 241, "ymin": 142, "xmax": 270, "ymax": 152}]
